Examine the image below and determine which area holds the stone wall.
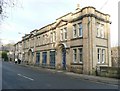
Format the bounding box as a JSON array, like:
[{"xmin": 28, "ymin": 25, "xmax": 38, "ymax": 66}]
[{"xmin": 98, "ymin": 66, "xmax": 119, "ymax": 78}]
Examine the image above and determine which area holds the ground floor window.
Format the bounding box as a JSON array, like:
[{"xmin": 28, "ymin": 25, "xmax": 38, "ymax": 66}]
[
  {"xmin": 73, "ymin": 48, "xmax": 83, "ymax": 63},
  {"xmin": 36, "ymin": 52, "xmax": 40, "ymax": 64},
  {"xmin": 50, "ymin": 51, "xmax": 56, "ymax": 67},
  {"xmin": 73, "ymin": 49, "xmax": 77, "ymax": 63},
  {"xmin": 102, "ymin": 49, "xmax": 105, "ymax": 63},
  {"xmin": 78, "ymin": 48, "xmax": 83, "ymax": 63},
  {"xmin": 97, "ymin": 48, "xmax": 106, "ymax": 64},
  {"xmin": 42, "ymin": 52, "xmax": 47, "ymax": 66},
  {"xmin": 97, "ymin": 48, "xmax": 101, "ymax": 63}
]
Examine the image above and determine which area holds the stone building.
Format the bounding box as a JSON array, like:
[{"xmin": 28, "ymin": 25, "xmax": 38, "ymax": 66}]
[
  {"xmin": 14, "ymin": 41, "xmax": 23, "ymax": 61},
  {"xmin": 15, "ymin": 6, "xmax": 111, "ymax": 75}
]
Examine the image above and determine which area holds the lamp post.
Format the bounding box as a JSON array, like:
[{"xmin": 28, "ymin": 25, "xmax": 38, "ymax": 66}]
[
  {"xmin": 1, "ymin": 45, "xmax": 4, "ymax": 61},
  {"xmin": 0, "ymin": 5, "xmax": 2, "ymax": 14}
]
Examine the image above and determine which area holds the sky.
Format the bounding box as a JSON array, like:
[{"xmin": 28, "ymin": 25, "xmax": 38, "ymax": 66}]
[{"xmin": 0, "ymin": 0, "xmax": 119, "ymax": 47}]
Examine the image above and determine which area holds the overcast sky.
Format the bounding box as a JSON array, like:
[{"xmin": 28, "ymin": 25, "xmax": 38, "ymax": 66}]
[{"xmin": 0, "ymin": 0, "xmax": 119, "ymax": 47}]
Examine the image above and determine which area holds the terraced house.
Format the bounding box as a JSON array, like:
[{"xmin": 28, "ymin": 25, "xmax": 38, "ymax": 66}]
[{"xmin": 15, "ymin": 5, "xmax": 111, "ymax": 75}]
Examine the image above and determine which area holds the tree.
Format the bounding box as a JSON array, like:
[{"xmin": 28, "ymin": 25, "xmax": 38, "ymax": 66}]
[
  {"xmin": 2, "ymin": 51, "xmax": 8, "ymax": 61},
  {"xmin": 0, "ymin": 0, "xmax": 17, "ymax": 20}
]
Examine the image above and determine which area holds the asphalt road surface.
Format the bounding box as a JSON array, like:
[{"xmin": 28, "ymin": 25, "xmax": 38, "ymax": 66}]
[{"xmin": 2, "ymin": 61, "xmax": 118, "ymax": 90}]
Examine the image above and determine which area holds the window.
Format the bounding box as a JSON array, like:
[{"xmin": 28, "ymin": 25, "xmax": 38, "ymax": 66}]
[
  {"xmin": 73, "ymin": 24, "xmax": 77, "ymax": 38},
  {"xmin": 78, "ymin": 23, "xmax": 82, "ymax": 37},
  {"xmin": 96, "ymin": 23, "xmax": 101, "ymax": 37},
  {"xmin": 64, "ymin": 28, "xmax": 67, "ymax": 40},
  {"xmin": 40, "ymin": 36, "xmax": 42, "ymax": 45},
  {"xmin": 46, "ymin": 34, "xmax": 49, "ymax": 43},
  {"xmin": 45, "ymin": 35, "xmax": 47, "ymax": 44},
  {"xmin": 39, "ymin": 36, "xmax": 41, "ymax": 45},
  {"xmin": 43, "ymin": 35, "xmax": 45, "ymax": 44},
  {"xmin": 24, "ymin": 41, "xmax": 26, "ymax": 48},
  {"xmin": 50, "ymin": 32, "xmax": 53, "ymax": 43},
  {"xmin": 50, "ymin": 51, "xmax": 56, "ymax": 67},
  {"xmin": 45, "ymin": 34, "xmax": 48, "ymax": 44},
  {"xmin": 36, "ymin": 37, "xmax": 38, "ymax": 46},
  {"xmin": 102, "ymin": 49, "xmax": 105, "ymax": 63},
  {"xmin": 42, "ymin": 52, "xmax": 47, "ymax": 66},
  {"xmin": 101, "ymin": 24, "xmax": 105, "ymax": 38},
  {"xmin": 73, "ymin": 49, "xmax": 77, "ymax": 63},
  {"xmin": 78, "ymin": 48, "xmax": 83, "ymax": 63},
  {"xmin": 33, "ymin": 38, "xmax": 34, "ymax": 47},
  {"xmin": 60, "ymin": 29, "xmax": 63, "ymax": 41},
  {"xmin": 36, "ymin": 52, "xmax": 40, "ymax": 64},
  {"xmin": 97, "ymin": 48, "xmax": 101, "ymax": 63},
  {"xmin": 53, "ymin": 31, "xmax": 56, "ymax": 42},
  {"xmin": 54, "ymin": 32, "xmax": 56, "ymax": 41},
  {"xmin": 96, "ymin": 23, "xmax": 105, "ymax": 38}
]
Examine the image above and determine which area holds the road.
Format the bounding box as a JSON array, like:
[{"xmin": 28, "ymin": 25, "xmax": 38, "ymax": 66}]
[{"xmin": 2, "ymin": 61, "xmax": 118, "ymax": 90}]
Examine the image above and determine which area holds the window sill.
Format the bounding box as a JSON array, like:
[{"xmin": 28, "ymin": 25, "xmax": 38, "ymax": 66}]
[
  {"xmin": 78, "ymin": 36, "xmax": 83, "ymax": 38},
  {"xmin": 97, "ymin": 63, "xmax": 108, "ymax": 66},
  {"xmin": 73, "ymin": 36, "xmax": 77, "ymax": 38},
  {"xmin": 36, "ymin": 43, "xmax": 51, "ymax": 47},
  {"xmin": 71, "ymin": 63, "xmax": 83, "ymax": 65},
  {"xmin": 71, "ymin": 37, "xmax": 83, "ymax": 40},
  {"xmin": 59, "ymin": 40, "xmax": 67, "ymax": 42},
  {"xmin": 96, "ymin": 37, "xmax": 107, "ymax": 40}
]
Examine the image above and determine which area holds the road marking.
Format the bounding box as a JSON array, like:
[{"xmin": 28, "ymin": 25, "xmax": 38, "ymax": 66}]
[{"xmin": 17, "ymin": 74, "xmax": 34, "ymax": 81}]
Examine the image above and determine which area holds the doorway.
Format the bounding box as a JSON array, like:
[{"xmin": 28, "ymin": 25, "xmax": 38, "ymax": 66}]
[
  {"xmin": 36, "ymin": 52, "xmax": 40, "ymax": 65},
  {"xmin": 62, "ymin": 48, "xmax": 66, "ymax": 70}
]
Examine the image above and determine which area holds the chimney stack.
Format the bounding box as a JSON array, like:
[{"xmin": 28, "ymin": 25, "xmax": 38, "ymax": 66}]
[{"xmin": 76, "ymin": 4, "xmax": 80, "ymax": 10}]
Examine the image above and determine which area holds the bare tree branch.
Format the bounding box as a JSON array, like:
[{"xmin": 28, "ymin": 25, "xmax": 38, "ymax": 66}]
[{"xmin": 0, "ymin": 0, "xmax": 18, "ymax": 21}]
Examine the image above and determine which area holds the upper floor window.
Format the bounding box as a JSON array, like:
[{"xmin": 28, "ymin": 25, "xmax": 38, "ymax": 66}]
[
  {"xmin": 45, "ymin": 34, "xmax": 47, "ymax": 44},
  {"xmin": 24, "ymin": 41, "xmax": 26, "ymax": 48},
  {"xmin": 38, "ymin": 36, "xmax": 41, "ymax": 45},
  {"xmin": 96, "ymin": 23, "xmax": 105, "ymax": 38},
  {"xmin": 50, "ymin": 32, "xmax": 53, "ymax": 43},
  {"xmin": 60, "ymin": 29, "xmax": 63, "ymax": 41},
  {"xmin": 46, "ymin": 34, "xmax": 49, "ymax": 44},
  {"xmin": 96, "ymin": 23, "xmax": 101, "ymax": 37},
  {"xmin": 64, "ymin": 27, "xmax": 67, "ymax": 40},
  {"xmin": 53, "ymin": 31, "xmax": 56, "ymax": 42},
  {"xmin": 43, "ymin": 35, "xmax": 45, "ymax": 44},
  {"xmin": 36, "ymin": 37, "xmax": 39, "ymax": 46},
  {"xmin": 73, "ymin": 49, "xmax": 77, "ymax": 63},
  {"xmin": 41, "ymin": 36, "xmax": 43, "ymax": 45},
  {"xmin": 27, "ymin": 39, "xmax": 29, "ymax": 48},
  {"xmin": 78, "ymin": 23, "xmax": 82, "ymax": 37},
  {"xmin": 101, "ymin": 24, "xmax": 105, "ymax": 38},
  {"xmin": 32, "ymin": 38, "xmax": 34, "ymax": 47},
  {"xmin": 73, "ymin": 24, "xmax": 77, "ymax": 38}
]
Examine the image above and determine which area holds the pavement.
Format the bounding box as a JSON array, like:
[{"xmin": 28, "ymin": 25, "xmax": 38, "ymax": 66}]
[{"xmin": 19, "ymin": 63, "xmax": 119, "ymax": 86}]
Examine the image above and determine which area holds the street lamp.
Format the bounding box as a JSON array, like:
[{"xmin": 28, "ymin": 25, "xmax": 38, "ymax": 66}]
[
  {"xmin": 0, "ymin": 5, "xmax": 2, "ymax": 14},
  {"xmin": 1, "ymin": 45, "xmax": 4, "ymax": 61}
]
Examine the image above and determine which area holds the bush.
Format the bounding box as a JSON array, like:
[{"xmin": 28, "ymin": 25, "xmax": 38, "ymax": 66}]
[{"xmin": 2, "ymin": 51, "xmax": 8, "ymax": 61}]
